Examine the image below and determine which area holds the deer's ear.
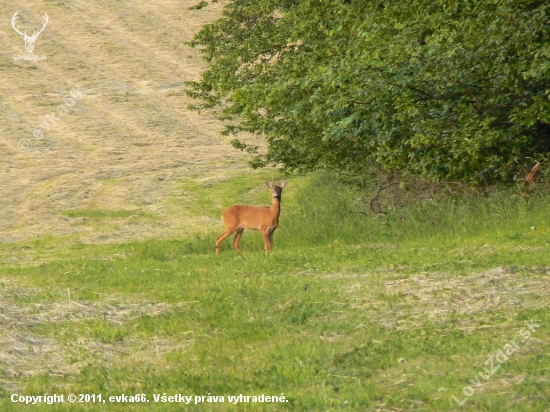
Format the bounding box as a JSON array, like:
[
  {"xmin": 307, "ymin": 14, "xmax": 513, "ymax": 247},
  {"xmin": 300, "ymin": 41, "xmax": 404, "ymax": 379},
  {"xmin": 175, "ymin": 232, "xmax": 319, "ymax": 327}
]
[
  {"xmin": 280, "ymin": 179, "xmax": 287, "ymax": 188},
  {"xmin": 266, "ymin": 180, "xmax": 273, "ymax": 189}
]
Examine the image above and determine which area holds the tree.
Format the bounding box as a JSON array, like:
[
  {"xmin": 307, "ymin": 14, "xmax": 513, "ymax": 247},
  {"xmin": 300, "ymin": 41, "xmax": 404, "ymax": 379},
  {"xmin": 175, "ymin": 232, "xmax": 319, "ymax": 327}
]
[{"xmin": 187, "ymin": 0, "xmax": 550, "ymax": 184}]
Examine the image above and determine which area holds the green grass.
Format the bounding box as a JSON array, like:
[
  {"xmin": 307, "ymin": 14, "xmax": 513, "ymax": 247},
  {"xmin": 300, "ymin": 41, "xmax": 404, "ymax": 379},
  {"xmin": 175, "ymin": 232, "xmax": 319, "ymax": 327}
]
[
  {"xmin": 61, "ymin": 210, "xmax": 137, "ymax": 219},
  {"xmin": 1, "ymin": 173, "xmax": 549, "ymax": 411}
]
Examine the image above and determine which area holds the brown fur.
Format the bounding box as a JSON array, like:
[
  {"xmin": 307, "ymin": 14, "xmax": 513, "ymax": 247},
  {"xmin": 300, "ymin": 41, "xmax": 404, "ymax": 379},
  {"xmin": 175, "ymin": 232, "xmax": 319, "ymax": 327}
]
[{"xmin": 215, "ymin": 180, "xmax": 287, "ymax": 254}]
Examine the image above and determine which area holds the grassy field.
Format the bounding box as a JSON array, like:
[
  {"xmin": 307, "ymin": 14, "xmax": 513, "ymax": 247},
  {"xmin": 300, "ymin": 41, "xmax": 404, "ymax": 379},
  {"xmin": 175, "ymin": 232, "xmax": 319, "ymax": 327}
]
[{"xmin": 1, "ymin": 173, "xmax": 549, "ymax": 411}]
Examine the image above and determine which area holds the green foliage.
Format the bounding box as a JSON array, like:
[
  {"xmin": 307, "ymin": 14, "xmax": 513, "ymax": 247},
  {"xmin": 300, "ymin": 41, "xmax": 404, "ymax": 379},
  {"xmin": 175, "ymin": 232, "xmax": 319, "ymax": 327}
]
[
  {"xmin": 187, "ymin": 0, "xmax": 550, "ymax": 184},
  {"xmin": 188, "ymin": 0, "xmax": 209, "ymax": 10}
]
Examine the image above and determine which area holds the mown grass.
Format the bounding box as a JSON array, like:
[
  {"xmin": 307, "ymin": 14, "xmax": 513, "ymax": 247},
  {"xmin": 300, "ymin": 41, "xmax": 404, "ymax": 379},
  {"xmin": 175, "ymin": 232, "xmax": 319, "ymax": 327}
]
[
  {"xmin": 1, "ymin": 173, "xmax": 549, "ymax": 411},
  {"xmin": 61, "ymin": 210, "xmax": 137, "ymax": 219}
]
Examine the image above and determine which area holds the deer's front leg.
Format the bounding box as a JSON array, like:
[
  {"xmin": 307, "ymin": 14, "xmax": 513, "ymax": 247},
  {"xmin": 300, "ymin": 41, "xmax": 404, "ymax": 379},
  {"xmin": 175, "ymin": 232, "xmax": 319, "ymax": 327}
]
[
  {"xmin": 261, "ymin": 229, "xmax": 271, "ymax": 253},
  {"xmin": 267, "ymin": 226, "xmax": 276, "ymax": 250}
]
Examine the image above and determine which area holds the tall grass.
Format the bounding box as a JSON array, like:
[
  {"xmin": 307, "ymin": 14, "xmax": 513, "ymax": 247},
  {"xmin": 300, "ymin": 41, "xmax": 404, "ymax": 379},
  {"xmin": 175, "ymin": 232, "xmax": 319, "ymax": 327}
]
[{"xmin": 276, "ymin": 173, "xmax": 550, "ymax": 249}]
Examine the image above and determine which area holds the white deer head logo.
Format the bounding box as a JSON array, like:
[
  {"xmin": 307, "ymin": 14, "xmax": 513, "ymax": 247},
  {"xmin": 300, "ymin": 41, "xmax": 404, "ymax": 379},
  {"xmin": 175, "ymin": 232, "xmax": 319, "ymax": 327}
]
[{"xmin": 11, "ymin": 11, "xmax": 48, "ymax": 54}]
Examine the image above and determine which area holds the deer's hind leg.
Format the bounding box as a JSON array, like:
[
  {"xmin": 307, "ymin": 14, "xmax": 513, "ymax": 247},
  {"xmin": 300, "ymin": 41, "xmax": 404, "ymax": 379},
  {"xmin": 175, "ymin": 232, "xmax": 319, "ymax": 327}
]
[
  {"xmin": 216, "ymin": 228, "xmax": 236, "ymax": 255},
  {"xmin": 232, "ymin": 229, "xmax": 244, "ymax": 252}
]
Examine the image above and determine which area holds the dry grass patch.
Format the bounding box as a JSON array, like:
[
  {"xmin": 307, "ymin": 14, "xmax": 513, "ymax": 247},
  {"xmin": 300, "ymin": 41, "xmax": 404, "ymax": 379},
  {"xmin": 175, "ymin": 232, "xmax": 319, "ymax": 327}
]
[
  {"xmin": 0, "ymin": 0, "xmax": 264, "ymax": 244},
  {"xmin": 343, "ymin": 267, "xmax": 550, "ymax": 331},
  {"xmin": 0, "ymin": 278, "xmax": 189, "ymax": 391}
]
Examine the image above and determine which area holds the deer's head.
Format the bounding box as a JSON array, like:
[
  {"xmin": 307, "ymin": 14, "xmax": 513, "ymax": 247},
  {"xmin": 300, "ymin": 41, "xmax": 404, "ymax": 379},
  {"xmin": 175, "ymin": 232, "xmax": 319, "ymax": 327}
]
[
  {"xmin": 12, "ymin": 11, "xmax": 48, "ymax": 54},
  {"xmin": 266, "ymin": 180, "xmax": 287, "ymax": 200}
]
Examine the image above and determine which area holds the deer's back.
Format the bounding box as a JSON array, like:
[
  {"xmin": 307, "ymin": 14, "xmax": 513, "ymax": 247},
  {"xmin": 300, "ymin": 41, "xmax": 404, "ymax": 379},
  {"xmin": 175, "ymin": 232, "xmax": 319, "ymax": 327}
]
[{"xmin": 221, "ymin": 205, "xmax": 277, "ymax": 230}]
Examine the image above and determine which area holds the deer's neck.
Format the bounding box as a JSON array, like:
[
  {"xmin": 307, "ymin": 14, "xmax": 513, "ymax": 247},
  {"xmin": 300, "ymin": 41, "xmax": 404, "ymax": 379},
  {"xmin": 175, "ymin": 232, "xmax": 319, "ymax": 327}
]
[{"xmin": 269, "ymin": 198, "xmax": 281, "ymax": 217}]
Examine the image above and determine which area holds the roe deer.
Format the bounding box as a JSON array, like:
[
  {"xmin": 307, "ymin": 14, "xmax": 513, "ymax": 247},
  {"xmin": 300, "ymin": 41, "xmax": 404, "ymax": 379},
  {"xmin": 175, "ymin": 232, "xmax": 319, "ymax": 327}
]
[{"xmin": 215, "ymin": 180, "xmax": 287, "ymax": 254}]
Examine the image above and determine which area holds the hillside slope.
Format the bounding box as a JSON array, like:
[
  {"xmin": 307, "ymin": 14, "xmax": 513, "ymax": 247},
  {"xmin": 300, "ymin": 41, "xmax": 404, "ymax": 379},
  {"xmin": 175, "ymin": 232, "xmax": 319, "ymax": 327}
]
[{"xmin": 0, "ymin": 0, "xmax": 258, "ymax": 243}]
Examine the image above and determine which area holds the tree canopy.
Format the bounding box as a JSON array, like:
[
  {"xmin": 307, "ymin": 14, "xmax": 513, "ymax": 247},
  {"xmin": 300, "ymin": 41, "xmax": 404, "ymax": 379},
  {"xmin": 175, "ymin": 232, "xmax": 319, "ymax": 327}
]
[{"xmin": 187, "ymin": 0, "xmax": 550, "ymax": 184}]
